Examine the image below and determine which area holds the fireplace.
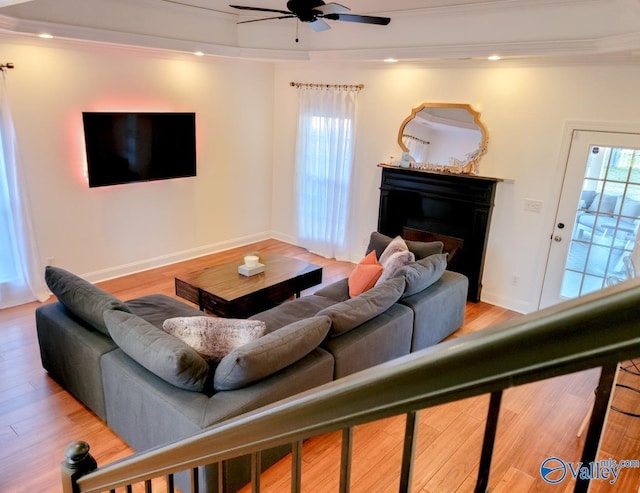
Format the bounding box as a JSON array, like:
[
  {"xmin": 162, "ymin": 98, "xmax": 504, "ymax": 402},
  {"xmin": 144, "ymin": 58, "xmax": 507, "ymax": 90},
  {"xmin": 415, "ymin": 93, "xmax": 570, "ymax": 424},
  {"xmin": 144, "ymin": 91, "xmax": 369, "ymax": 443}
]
[{"xmin": 377, "ymin": 165, "xmax": 501, "ymax": 302}]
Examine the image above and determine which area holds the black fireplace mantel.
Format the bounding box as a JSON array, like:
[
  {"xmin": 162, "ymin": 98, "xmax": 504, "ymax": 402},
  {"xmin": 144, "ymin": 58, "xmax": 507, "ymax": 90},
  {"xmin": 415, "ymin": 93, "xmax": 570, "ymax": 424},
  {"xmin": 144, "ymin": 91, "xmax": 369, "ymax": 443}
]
[{"xmin": 377, "ymin": 164, "xmax": 502, "ymax": 302}]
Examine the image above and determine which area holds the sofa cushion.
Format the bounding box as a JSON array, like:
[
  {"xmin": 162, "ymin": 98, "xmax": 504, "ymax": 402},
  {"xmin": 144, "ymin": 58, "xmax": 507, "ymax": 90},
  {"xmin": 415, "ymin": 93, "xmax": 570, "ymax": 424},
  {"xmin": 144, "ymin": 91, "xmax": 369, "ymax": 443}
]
[
  {"xmin": 45, "ymin": 266, "xmax": 130, "ymax": 336},
  {"xmin": 617, "ymin": 196, "xmax": 640, "ymax": 219},
  {"xmin": 313, "ymin": 278, "xmax": 350, "ymax": 303},
  {"xmin": 587, "ymin": 193, "xmax": 617, "ymax": 215},
  {"xmin": 214, "ymin": 315, "xmax": 331, "ymax": 391},
  {"xmin": 317, "ymin": 277, "xmax": 406, "ymax": 336},
  {"xmin": 366, "ymin": 231, "xmax": 443, "ymax": 261},
  {"xmin": 163, "ymin": 317, "xmax": 266, "ymax": 362},
  {"xmin": 104, "ymin": 309, "xmax": 211, "ymax": 392},
  {"xmin": 349, "ymin": 251, "xmax": 383, "ymax": 297},
  {"xmin": 250, "ymin": 295, "xmax": 337, "ymax": 333},
  {"xmin": 125, "ymin": 294, "xmax": 205, "ymax": 329},
  {"xmin": 395, "ymin": 253, "xmax": 448, "ymax": 298}
]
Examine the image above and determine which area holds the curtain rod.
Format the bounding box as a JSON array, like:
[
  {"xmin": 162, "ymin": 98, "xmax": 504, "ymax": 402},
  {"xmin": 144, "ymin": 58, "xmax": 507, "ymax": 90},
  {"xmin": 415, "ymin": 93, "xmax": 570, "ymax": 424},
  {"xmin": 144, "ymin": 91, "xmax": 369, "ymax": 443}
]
[
  {"xmin": 402, "ymin": 134, "xmax": 430, "ymax": 145},
  {"xmin": 290, "ymin": 82, "xmax": 364, "ymax": 90},
  {"xmin": 0, "ymin": 63, "xmax": 15, "ymax": 71}
]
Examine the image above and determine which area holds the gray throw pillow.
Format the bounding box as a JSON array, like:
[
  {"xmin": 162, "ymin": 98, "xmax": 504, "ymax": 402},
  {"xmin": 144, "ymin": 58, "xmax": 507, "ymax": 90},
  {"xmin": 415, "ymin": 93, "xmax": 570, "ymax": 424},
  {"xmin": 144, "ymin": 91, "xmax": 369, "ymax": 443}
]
[
  {"xmin": 163, "ymin": 316, "xmax": 266, "ymax": 362},
  {"xmin": 104, "ymin": 309, "xmax": 211, "ymax": 392},
  {"xmin": 45, "ymin": 266, "xmax": 130, "ymax": 335},
  {"xmin": 316, "ymin": 277, "xmax": 406, "ymax": 336},
  {"xmin": 214, "ymin": 315, "xmax": 331, "ymax": 391},
  {"xmin": 394, "ymin": 253, "xmax": 448, "ymax": 298},
  {"xmin": 366, "ymin": 232, "xmax": 443, "ymax": 261}
]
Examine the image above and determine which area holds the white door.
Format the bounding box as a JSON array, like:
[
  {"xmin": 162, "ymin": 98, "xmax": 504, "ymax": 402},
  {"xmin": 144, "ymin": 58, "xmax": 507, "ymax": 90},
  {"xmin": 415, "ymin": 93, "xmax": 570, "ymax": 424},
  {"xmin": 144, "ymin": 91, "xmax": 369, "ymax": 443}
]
[{"xmin": 539, "ymin": 130, "xmax": 640, "ymax": 309}]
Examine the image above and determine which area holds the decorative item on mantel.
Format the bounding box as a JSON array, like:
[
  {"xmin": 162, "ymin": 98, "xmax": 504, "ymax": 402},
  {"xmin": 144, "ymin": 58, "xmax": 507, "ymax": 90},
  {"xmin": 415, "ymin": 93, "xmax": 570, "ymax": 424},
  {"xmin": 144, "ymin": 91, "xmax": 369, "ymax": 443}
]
[
  {"xmin": 410, "ymin": 146, "xmax": 486, "ymax": 175},
  {"xmin": 398, "ymin": 151, "xmax": 413, "ymax": 168},
  {"xmin": 238, "ymin": 254, "xmax": 264, "ymax": 277}
]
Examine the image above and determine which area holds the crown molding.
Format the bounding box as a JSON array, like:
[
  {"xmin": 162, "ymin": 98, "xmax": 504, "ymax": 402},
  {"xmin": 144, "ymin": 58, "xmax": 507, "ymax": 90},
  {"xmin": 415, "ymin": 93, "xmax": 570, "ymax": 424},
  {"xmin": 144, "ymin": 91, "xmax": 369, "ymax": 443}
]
[{"xmin": 378, "ymin": 0, "xmax": 604, "ymax": 17}]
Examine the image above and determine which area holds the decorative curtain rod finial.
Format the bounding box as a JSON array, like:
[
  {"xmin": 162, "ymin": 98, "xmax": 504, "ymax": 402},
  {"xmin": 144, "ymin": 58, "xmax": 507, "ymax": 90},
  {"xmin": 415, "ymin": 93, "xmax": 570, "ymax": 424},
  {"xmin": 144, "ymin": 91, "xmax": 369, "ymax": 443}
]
[{"xmin": 0, "ymin": 63, "xmax": 15, "ymax": 71}]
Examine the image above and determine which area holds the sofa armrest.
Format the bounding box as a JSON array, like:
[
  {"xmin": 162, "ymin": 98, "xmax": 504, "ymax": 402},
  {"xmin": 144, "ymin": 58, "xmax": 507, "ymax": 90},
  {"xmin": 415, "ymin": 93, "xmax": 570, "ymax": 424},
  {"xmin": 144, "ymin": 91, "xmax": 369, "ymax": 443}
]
[
  {"xmin": 36, "ymin": 302, "xmax": 118, "ymax": 421},
  {"xmin": 399, "ymin": 270, "xmax": 468, "ymax": 352}
]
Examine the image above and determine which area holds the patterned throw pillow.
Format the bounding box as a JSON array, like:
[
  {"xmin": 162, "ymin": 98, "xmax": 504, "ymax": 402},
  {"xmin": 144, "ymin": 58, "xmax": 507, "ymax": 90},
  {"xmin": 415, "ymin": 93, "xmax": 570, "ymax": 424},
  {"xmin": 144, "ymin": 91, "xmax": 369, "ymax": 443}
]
[
  {"xmin": 163, "ymin": 316, "xmax": 266, "ymax": 362},
  {"xmin": 378, "ymin": 235, "xmax": 409, "ymax": 266},
  {"xmin": 376, "ymin": 249, "xmax": 416, "ymax": 286}
]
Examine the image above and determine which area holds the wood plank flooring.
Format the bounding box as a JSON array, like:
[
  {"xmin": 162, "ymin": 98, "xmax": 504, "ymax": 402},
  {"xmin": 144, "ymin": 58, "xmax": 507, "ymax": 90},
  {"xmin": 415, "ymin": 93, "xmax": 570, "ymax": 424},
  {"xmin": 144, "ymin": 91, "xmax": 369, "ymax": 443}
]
[{"xmin": 0, "ymin": 239, "xmax": 639, "ymax": 492}]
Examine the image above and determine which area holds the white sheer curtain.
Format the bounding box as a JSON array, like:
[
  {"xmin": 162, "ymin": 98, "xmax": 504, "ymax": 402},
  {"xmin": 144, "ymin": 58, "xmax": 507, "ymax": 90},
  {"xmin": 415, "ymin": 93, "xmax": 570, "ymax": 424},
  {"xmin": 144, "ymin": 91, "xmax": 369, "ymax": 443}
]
[
  {"xmin": 294, "ymin": 85, "xmax": 359, "ymax": 260},
  {"xmin": 0, "ymin": 69, "xmax": 48, "ymax": 308}
]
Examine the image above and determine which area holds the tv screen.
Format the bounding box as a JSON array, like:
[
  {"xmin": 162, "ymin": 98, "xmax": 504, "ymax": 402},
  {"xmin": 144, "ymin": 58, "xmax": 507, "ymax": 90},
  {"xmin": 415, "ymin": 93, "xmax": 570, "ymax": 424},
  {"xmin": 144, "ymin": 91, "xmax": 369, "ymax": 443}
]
[{"xmin": 82, "ymin": 112, "xmax": 196, "ymax": 188}]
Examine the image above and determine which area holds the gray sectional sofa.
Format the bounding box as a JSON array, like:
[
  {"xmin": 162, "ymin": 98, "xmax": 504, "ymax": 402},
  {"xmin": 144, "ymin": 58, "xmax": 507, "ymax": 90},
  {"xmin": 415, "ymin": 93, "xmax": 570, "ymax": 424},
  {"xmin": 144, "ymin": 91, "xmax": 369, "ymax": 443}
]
[{"xmin": 35, "ymin": 233, "xmax": 468, "ymax": 492}]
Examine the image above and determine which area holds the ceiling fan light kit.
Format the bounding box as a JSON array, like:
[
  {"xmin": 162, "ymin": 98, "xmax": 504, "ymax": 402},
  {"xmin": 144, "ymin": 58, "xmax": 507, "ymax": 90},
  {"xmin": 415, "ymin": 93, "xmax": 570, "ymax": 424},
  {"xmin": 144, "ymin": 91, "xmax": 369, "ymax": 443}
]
[{"xmin": 229, "ymin": 0, "xmax": 391, "ymax": 30}]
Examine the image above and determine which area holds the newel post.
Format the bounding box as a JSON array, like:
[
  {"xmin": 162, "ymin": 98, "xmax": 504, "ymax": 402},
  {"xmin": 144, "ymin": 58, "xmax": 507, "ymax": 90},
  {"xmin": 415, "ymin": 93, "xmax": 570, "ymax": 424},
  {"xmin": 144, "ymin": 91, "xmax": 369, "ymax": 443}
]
[{"xmin": 61, "ymin": 441, "xmax": 98, "ymax": 493}]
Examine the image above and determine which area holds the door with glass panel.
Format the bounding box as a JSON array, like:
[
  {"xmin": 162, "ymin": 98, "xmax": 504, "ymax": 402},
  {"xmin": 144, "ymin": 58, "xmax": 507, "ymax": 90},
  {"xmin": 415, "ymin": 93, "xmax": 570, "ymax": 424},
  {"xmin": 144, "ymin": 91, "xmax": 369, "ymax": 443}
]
[{"xmin": 540, "ymin": 130, "xmax": 640, "ymax": 309}]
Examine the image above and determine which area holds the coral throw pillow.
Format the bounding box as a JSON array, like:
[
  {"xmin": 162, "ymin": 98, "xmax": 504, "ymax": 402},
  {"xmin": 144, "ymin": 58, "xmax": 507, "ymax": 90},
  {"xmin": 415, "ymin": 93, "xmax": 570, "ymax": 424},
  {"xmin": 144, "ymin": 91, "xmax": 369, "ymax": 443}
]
[{"xmin": 348, "ymin": 251, "xmax": 383, "ymax": 297}]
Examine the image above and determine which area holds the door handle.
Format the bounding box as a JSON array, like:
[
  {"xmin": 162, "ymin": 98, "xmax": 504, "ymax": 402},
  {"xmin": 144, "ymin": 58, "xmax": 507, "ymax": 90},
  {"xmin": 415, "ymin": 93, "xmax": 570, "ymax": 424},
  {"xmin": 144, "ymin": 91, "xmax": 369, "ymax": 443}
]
[{"xmin": 553, "ymin": 235, "xmax": 562, "ymax": 242}]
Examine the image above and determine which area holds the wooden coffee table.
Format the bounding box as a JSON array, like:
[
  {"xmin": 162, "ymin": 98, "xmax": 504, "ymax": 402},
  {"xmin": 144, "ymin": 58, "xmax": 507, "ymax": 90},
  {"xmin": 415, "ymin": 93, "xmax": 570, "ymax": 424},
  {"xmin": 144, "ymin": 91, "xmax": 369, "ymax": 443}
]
[{"xmin": 175, "ymin": 254, "xmax": 323, "ymax": 318}]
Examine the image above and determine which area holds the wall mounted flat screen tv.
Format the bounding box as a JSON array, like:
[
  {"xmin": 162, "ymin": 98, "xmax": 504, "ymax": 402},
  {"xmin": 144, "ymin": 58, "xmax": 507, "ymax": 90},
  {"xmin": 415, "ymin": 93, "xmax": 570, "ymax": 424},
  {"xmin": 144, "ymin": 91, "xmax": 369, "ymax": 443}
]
[{"xmin": 82, "ymin": 112, "xmax": 196, "ymax": 188}]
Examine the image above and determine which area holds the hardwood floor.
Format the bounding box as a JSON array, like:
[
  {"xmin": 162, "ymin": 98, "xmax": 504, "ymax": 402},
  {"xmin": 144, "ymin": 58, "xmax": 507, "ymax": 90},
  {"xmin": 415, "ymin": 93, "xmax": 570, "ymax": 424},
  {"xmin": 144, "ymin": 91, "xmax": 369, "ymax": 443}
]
[{"xmin": 1, "ymin": 239, "xmax": 639, "ymax": 492}]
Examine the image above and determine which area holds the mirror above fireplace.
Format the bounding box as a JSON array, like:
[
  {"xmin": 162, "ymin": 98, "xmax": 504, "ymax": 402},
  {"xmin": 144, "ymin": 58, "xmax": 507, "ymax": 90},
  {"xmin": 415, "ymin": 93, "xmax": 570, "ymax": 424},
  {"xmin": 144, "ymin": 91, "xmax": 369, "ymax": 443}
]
[{"xmin": 397, "ymin": 103, "xmax": 488, "ymax": 175}]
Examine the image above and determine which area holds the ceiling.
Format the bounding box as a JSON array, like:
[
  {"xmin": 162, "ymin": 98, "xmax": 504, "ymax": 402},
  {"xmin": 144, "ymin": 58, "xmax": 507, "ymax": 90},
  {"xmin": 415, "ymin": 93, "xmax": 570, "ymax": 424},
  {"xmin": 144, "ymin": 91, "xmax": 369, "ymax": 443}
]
[{"xmin": 1, "ymin": 0, "xmax": 640, "ymax": 64}]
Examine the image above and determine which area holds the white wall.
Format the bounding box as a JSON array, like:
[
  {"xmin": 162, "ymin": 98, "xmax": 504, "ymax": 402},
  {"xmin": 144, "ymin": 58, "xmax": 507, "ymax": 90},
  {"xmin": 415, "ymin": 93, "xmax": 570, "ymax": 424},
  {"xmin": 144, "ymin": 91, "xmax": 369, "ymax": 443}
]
[
  {"xmin": 4, "ymin": 32, "xmax": 640, "ymax": 313},
  {"xmin": 270, "ymin": 61, "xmax": 640, "ymax": 313},
  {"xmin": 2, "ymin": 36, "xmax": 275, "ymax": 281}
]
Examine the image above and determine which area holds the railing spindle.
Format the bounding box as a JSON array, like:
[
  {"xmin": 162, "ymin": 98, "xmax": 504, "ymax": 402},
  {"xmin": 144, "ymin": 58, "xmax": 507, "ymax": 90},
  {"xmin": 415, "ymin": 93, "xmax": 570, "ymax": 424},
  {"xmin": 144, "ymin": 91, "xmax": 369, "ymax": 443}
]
[
  {"xmin": 251, "ymin": 451, "xmax": 262, "ymax": 493},
  {"xmin": 475, "ymin": 390, "xmax": 503, "ymax": 493},
  {"xmin": 218, "ymin": 462, "xmax": 224, "ymax": 492},
  {"xmin": 167, "ymin": 474, "xmax": 175, "ymax": 493},
  {"xmin": 339, "ymin": 427, "xmax": 353, "ymax": 493},
  {"xmin": 291, "ymin": 440, "xmax": 303, "ymax": 493},
  {"xmin": 399, "ymin": 411, "xmax": 418, "ymax": 493},
  {"xmin": 191, "ymin": 467, "xmax": 199, "ymax": 493}
]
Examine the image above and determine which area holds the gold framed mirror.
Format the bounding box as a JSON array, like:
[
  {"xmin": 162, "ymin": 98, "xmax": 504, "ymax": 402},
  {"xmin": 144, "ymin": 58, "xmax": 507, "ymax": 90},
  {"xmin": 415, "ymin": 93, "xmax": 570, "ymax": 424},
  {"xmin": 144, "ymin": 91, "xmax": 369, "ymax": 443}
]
[{"xmin": 397, "ymin": 103, "xmax": 488, "ymax": 175}]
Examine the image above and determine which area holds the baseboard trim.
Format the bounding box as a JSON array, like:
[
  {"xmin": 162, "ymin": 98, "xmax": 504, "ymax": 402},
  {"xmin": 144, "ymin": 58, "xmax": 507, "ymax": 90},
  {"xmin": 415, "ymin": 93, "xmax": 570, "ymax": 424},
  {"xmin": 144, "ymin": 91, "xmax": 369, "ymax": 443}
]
[
  {"xmin": 480, "ymin": 289, "xmax": 530, "ymax": 314},
  {"xmin": 82, "ymin": 232, "xmax": 272, "ymax": 284}
]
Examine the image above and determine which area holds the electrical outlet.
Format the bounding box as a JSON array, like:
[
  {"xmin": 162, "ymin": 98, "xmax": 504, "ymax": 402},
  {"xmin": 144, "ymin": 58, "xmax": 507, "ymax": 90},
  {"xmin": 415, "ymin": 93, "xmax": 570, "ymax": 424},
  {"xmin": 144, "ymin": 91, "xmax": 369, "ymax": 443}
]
[{"xmin": 524, "ymin": 199, "xmax": 543, "ymax": 213}]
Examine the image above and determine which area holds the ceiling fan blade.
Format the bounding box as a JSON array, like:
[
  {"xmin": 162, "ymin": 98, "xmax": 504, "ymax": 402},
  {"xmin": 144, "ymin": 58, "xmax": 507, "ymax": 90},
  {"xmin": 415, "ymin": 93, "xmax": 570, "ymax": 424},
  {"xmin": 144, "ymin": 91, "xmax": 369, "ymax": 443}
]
[
  {"xmin": 237, "ymin": 15, "xmax": 296, "ymax": 24},
  {"xmin": 310, "ymin": 18, "xmax": 331, "ymax": 32},
  {"xmin": 229, "ymin": 5, "xmax": 292, "ymax": 16},
  {"xmin": 323, "ymin": 13, "xmax": 390, "ymax": 25},
  {"xmin": 316, "ymin": 2, "xmax": 350, "ymax": 15}
]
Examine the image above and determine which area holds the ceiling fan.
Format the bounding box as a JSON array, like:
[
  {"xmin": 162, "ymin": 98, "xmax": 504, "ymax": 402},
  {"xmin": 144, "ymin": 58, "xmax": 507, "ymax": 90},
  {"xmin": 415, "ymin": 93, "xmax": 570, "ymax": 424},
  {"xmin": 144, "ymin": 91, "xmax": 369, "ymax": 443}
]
[{"xmin": 229, "ymin": 0, "xmax": 391, "ymax": 32}]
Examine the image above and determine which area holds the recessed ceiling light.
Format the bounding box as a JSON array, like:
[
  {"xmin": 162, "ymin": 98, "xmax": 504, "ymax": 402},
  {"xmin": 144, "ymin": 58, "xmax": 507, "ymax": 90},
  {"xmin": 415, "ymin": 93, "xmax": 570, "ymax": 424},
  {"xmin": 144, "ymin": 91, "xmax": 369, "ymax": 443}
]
[
  {"xmin": 488, "ymin": 55, "xmax": 501, "ymax": 61},
  {"xmin": 38, "ymin": 33, "xmax": 54, "ymax": 39},
  {"xmin": 384, "ymin": 58, "xmax": 399, "ymax": 63},
  {"xmin": 194, "ymin": 51, "xmax": 204, "ymax": 57}
]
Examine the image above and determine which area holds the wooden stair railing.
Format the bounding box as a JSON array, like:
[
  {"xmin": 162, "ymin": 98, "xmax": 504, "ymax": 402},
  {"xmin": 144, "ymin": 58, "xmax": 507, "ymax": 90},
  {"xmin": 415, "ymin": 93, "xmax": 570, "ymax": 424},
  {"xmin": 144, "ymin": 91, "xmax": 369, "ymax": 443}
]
[{"xmin": 62, "ymin": 278, "xmax": 640, "ymax": 493}]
